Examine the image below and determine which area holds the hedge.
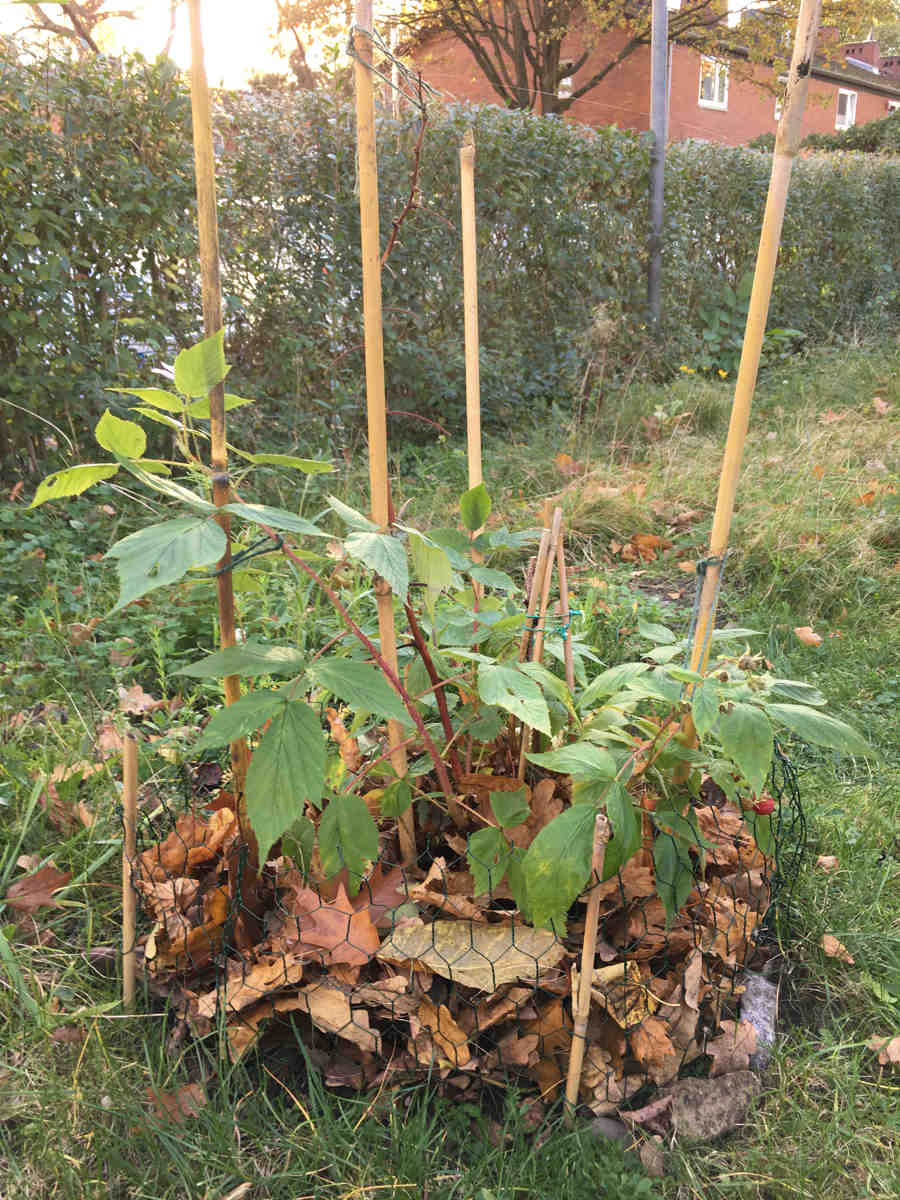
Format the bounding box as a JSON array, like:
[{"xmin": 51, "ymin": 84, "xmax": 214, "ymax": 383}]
[{"xmin": 1, "ymin": 42, "xmax": 898, "ymax": 463}]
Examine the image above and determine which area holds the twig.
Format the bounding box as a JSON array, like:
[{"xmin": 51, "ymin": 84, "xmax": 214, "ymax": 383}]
[
  {"xmin": 403, "ymin": 602, "xmax": 463, "ymax": 783},
  {"xmin": 381, "ymin": 75, "xmax": 427, "ymax": 269}
]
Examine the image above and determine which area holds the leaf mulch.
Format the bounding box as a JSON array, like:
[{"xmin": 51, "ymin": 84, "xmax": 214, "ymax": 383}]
[{"xmin": 130, "ymin": 767, "xmax": 772, "ymax": 1119}]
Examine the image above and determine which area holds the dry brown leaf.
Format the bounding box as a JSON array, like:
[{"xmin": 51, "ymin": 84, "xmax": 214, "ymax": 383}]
[
  {"xmin": 353, "ymin": 862, "xmax": 409, "ymax": 928},
  {"xmin": 109, "ymin": 639, "xmax": 136, "ymax": 667},
  {"xmin": 67, "ymin": 617, "xmax": 100, "ymax": 645},
  {"xmin": 146, "ymin": 886, "xmax": 229, "ymax": 972},
  {"xmin": 821, "ymin": 934, "xmax": 854, "ymax": 964},
  {"xmin": 486, "ymin": 1031, "xmax": 539, "ymax": 1069},
  {"xmin": 872, "ymin": 397, "xmax": 889, "ymax": 416},
  {"xmin": 139, "ymin": 809, "xmax": 237, "ymax": 882},
  {"xmin": 280, "ymin": 882, "xmax": 382, "ymax": 965},
  {"xmin": 815, "ymin": 855, "xmax": 839, "ymax": 871},
  {"xmin": 407, "ymin": 858, "xmax": 485, "ymax": 921},
  {"xmin": 457, "ymin": 987, "xmax": 535, "ymax": 1036},
  {"xmin": 820, "ymin": 409, "xmax": 845, "ymax": 424},
  {"xmin": 325, "ymin": 707, "xmax": 362, "ymax": 773},
  {"xmin": 793, "ymin": 626, "xmax": 823, "ymax": 647},
  {"xmin": 295, "ymin": 979, "xmax": 381, "ymax": 1054},
  {"xmin": 350, "ymin": 975, "xmax": 418, "ymax": 1016},
  {"xmin": 417, "ymin": 998, "xmax": 471, "ymax": 1066},
  {"xmin": 118, "ymin": 684, "xmax": 168, "ymax": 716},
  {"xmin": 4, "ymin": 863, "xmax": 71, "ymax": 913},
  {"xmin": 580, "ymin": 961, "xmax": 659, "ymax": 1029},
  {"xmin": 867, "ymin": 1034, "xmax": 900, "ymax": 1067},
  {"xmin": 196, "ymin": 954, "xmax": 307, "ymax": 1020},
  {"xmin": 706, "ymin": 1019, "xmax": 756, "ymax": 1076},
  {"xmin": 51, "ymin": 1025, "xmax": 87, "ymax": 1046},
  {"xmin": 377, "ymin": 920, "xmax": 566, "ymax": 990},
  {"xmin": 148, "ymin": 1082, "xmax": 207, "ymax": 1123},
  {"xmin": 677, "ymin": 561, "xmax": 695, "ymax": 574},
  {"xmin": 629, "ymin": 1016, "xmax": 679, "ymax": 1085},
  {"xmin": 554, "ymin": 452, "xmax": 583, "ymax": 476}
]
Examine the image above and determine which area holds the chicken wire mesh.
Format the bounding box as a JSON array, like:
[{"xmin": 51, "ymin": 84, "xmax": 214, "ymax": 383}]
[{"xmin": 121, "ymin": 741, "xmax": 804, "ymax": 1113}]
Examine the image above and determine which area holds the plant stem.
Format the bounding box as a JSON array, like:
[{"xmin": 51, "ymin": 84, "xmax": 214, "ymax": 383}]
[{"xmin": 403, "ymin": 601, "xmax": 463, "ymax": 781}]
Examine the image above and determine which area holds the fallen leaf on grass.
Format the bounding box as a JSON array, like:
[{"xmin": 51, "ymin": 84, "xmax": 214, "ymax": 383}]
[
  {"xmin": 148, "ymin": 1082, "xmax": 207, "ymax": 1123},
  {"xmin": 296, "ymin": 979, "xmax": 381, "ymax": 1053},
  {"xmin": 871, "ymin": 397, "xmax": 889, "ymax": 416},
  {"xmin": 377, "ymin": 920, "xmax": 566, "ymax": 990},
  {"xmin": 51, "ymin": 1026, "xmax": 86, "ymax": 1046},
  {"xmin": 4, "ymin": 863, "xmax": 71, "ymax": 913},
  {"xmin": 821, "ymin": 934, "xmax": 854, "ymax": 964},
  {"xmin": 629, "ymin": 1016, "xmax": 679, "ymax": 1085},
  {"xmin": 417, "ymin": 997, "xmax": 471, "ymax": 1066},
  {"xmin": 793, "ymin": 626, "xmax": 822, "ymax": 647},
  {"xmin": 67, "ymin": 618, "xmax": 100, "ymax": 645},
  {"xmin": 554, "ymin": 452, "xmax": 584, "ymax": 476},
  {"xmin": 820, "ymin": 409, "xmax": 846, "ymax": 425},
  {"xmin": 705, "ymin": 1019, "xmax": 756, "ymax": 1076},
  {"xmin": 815, "ymin": 855, "xmax": 839, "ymax": 871},
  {"xmin": 866, "ymin": 1034, "xmax": 900, "ymax": 1067},
  {"xmin": 118, "ymin": 684, "xmax": 168, "ymax": 716}
]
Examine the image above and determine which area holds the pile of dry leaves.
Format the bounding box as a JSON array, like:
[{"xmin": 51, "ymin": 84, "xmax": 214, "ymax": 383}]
[{"xmin": 132, "ymin": 768, "xmax": 772, "ymax": 1118}]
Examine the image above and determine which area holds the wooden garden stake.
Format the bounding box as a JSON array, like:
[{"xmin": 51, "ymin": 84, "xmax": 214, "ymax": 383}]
[
  {"xmin": 517, "ymin": 508, "xmax": 563, "ymax": 778},
  {"xmin": 459, "ymin": 127, "xmax": 482, "ymax": 493},
  {"xmin": 354, "ymin": 0, "xmax": 415, "ymax": 865},
  {"xmin": 186, "ymin": 0, "xmax": 254, "ymax": 861},
  {"xmin": 682, "ymin": 0, "xmax": 822, "ymax": 731},
  {"xmin": 121, "ymin": 732, "xmax": 137, "ymax": 1013},
  {"xmin": 555, "ymin": 525, "xmax": 576, "ymax": 693},
  {"xmin": 565, "ymin": 812, "xmax": 611, "ymax": 1122},
  {"xmin": 519, "ymin": 528, "xmax": 552, "ymax": 663}
]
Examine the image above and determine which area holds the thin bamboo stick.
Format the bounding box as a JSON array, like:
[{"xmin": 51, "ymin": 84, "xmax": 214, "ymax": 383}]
[
  {"xmin": 517, "ymin": 508, "xmax": 563, "ymax": 778},
  {"xmin": 459, "ymin": 127, "xmax": 481, "ymax": 492},
  {"xmin": 186, "ymin": 0, "xmax": 254, "ymax": 858},
  {"xmin": 354, "ymin": 1, "xmax": 415, "ymax": 865},
  {"xmin": 122, "ymin": 732, "xmax": 138, "ymax": 1013},
  {"xmin": 518, "ymin": 527, "xmax": 552, "ymax": 664},
  {"xmin": 555, "ymin": 523, "xmax": 576, "ymax": 694},
  {"xmin": 564, "ymin": 812, "xmax": 612, "ymax": 1122},
  {"xmin": 684, "ymin": 0, "xmax": 822, "ymax": 688}
]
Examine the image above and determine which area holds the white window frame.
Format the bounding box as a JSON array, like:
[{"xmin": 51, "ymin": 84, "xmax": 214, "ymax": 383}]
[
  {"xmin": 888, "ymin": 101, "xmax": 900, "ymax": 112},
  {"xmin": 835, "ymin": 88, "xmax": 857, "ymax": 130},
  {"xmin": 557, "ymin": 61, "xmax": 575, "ymax": 100},
  {"xmin": 698, "ymin": 56, "xmax": 729, "ymax": 110}
]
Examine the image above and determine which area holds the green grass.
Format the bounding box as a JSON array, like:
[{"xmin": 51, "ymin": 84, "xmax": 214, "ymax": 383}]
[{"xmin": 1, "ymin": 337, "xmax": 899, "ymax": 1198}]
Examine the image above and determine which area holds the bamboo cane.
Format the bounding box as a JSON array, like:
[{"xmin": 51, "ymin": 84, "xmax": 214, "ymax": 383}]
[
  {"xmin": 459, "ymin": 127, "xmax": 482, "ymax": 493},
  {"xmin": 564, "ymin": 812, "xmax": 612, "ymax": 1121},
  {"xmin": 354, "ymin": 1, "xmax": 415, "ymax": 865},
  {"xmin": 518, "ymin": 528, "xmax": 552, "ymax": 664},
  {"xmin": 681, "ymin": 0, "xmax": 823, "ymax": 727},
  {"xmin": 186, "ymin": 0, "xmax": 254, "ymax": 860},
  {"xmin": 517, "ymin": 507, "xmax": 563, "ymax": 778},
  {"xmin": 122, "ymin": 732, "xmax": 138, "ymax": 1013},
  {"xmin": 555, "ymin": 523, "xmax": 576, "ymax": 694}
]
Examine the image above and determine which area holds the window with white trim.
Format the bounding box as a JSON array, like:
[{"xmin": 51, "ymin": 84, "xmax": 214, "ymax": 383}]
[
  {"xmin": 698, "ymin": 57, "xmax": 729, "ymax": 110},
  {"xmin": 888, "ymin": 101, "xmax": 900, "ymax": 112},
  {"xmin": 557, "ymin": 60, "xmax": 575, "ymax": 100},
  {"xmin": 835, "ymin": 89, "xmax": 857, "ymax": 129}
]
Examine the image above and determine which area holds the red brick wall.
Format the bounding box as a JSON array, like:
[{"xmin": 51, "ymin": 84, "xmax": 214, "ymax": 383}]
[{"xmin": 411, "ymin": 30, "xmax": 900, "ymax": 144}]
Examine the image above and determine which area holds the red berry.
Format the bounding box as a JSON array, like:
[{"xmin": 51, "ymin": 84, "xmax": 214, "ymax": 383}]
[{"xmin": 753, "ymin": 796, "xmax": 775, "ymax": 815}]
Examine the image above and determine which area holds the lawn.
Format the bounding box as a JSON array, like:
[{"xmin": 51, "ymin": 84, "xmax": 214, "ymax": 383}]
[{"xmin": 0, "ymin": 337, "xmax": 897, "ymax": 1199}]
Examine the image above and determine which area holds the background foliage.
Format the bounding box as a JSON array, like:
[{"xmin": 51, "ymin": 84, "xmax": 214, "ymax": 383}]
[{"xmin": 2, "ymin": 40, "xmax": 899, "ymax": 466}]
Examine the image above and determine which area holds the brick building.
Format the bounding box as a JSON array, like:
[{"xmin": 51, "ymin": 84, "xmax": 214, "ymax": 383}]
[{"xmin": 407, "ymin": 17, "xmax": 900, "ymax": 144}]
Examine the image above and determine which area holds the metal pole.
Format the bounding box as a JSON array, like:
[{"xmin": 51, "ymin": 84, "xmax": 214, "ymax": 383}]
[{"xmin": 647, "ymin": 0, "xmax": 668, "ymax": 328}]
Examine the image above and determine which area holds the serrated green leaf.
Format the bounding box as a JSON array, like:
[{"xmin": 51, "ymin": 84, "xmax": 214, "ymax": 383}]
[
  {"xmin": 223, "ymin": 502, "xmax": 325, "ymax": 538},
  {"xmin": 307, "ymin": 659, "xmax": 413, "ymax": 728},
  {"xmin": 111, "ymin": 387, "xmax": 184, "ymax": 413},
  {"xmin": 744, "ymin": 808, "xmax": 776, "ymax": 858},
  {"xmin": 175, "ymin": 642, "xmax": 306, "ymax": 679},
  {"xmin": 653, "ymin": 835, "xmax": 695, "ymax": 926},
  {"xmin": 283, "ymin": 815, "xmax": 316, "ymax": 876},
  {"xmin": 422, "ymin": 527, "xmax": 471, "ymax": 570},
  {"xmin": 468, "ymin": 827, "xmax": 512, "ymax": 895},
  {"xmin": 691, "ymin": 679, "xmax": 720, "ymax": 738},
  {"xmin": 638, "ymin": 619, "xmax": 676, "ymax": 645},
  {"xmin": 115, "ymin": 457, "xmax": 215, "ymax": 513},
  {"xmin": 460, "ymin": 483, "xmax": 491, "ymax": 531},
  {"xmin": 95, "ymin": 410, "xmax": 147, "ymax": 459},
  {"xmin": 490, "ymin": 787, "xmax": 529, "ymax": 828},
  {"xmin": 186, "ymin": 392, "xmax": 256, "ymax": 419},
  {"xmin": 409, "ymin": 531, "xmax": 452, "ymax": 594},
  {"xmin": 601, "ymin": 780, "xmax": 642, "ymax": 879},
  {"xmin": 768, "ymin": 679, "xmax": 826, "ymax": 706},
  {"xmin": 173, "ymin": 330, "xmax": 228, "ymax": 397},
  {"xmin": 196, "ymin": 691, "xmax": 289, "ymax": 751},
  {"xmin": 526, "ymin": 741, "xmax": 616, "ymax": 780},
  {"xmin": 318, "ymin": 793, "xmax": 379, "ymax": 893},
  {"xmin": 379, "ymin": 779, "xmax": 413, "ymax": 818},
  {"xmin": 505, "ymin": 846, "xmax": 530, "ymax": 919},
  {"xmin": 104, "ymin": 517, "xmax": 226, "ymax": 611},
  {"xmin": 579, "ymin": 662, "xmax": 651, "ymax": 708},
  {"xmin": 477, "ymin": 663, "xmax": 551, "ymax": 736},
  {"xmin": 764, "ymin": 703, "xmax": 873, "ymax": 757},
  {"xmin": 717, "ymin": 702, "xmax": 773, "ymax": 794},
  {"xmin": 244, "ymin": 452, "xmax": 333, "ymax": 472},
  {"xmin": 519, "ymin": 661, "xmax": 575, "ymax": 718},
  {"xmin": 646, "ymin": 643, "xmax": 682, "ymax": 664},
  {"xmin": 245, "ymin": 700, "xmax": 326, "ymax": 864},
  {"xmin": 522, "ymin": 803, "xmax": 596, "ymax": 931},
  {"xmin": 326, "ymin": 495, "xmax": 378, "ymax": 532},
  {"xmin": 652, "ymin": 807, "xmax": 716, "ymax": 851},
  {"xmin": 344, "ymin": 531, "xmax": 408, "ymax": 601},
  {"xmin": 30, "ymin": 464, "xmax": 118, "ymax": 507},
  {"xmin": 468, "ymin": 566, "xmax": 517, "ymax": 592}
]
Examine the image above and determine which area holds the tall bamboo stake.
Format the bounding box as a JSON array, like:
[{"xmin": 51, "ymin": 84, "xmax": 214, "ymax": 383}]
[
  {"xmin": 459, "ymin": 127, "xmax": 482, "ymax": 492},
  {"xmin": 684, "ymin": 0, "xmax": 823, "ymax": 691},
  {"xmin": 121, "ymin": 732, "xmax": 138, "ymax": 1013},
  {"xmin": 555, "ymin": 525, "xmax": 576, "ymax": 693},
  {"xmin": 354, "ymin": 0, "xmax": 416, "ymax": 865},
  {"xmin": 517, "ymin": 508, "xmax": 563, "ymax": 778},
  {"xmin": 186, "ymin": 0, "xmax": 254, "ymax": 861},
  {"xmin": 564, "ymin": 813, "xmax": 611, "ymax": 1121}
]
